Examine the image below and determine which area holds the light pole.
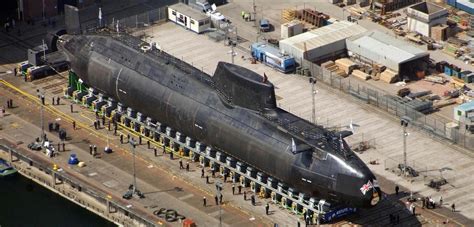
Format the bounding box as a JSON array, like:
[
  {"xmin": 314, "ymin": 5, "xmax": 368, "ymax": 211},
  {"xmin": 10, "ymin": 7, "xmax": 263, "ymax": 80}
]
[
  {"xmin": 401, "ymin": 116, "xmax": 411, "ymax": 177},
  {"xmin": 37, "ymin": 89, "xmax": 45, "ymax": 142},
  {"xmin": 216, "ymin": 180, "xmax": 223, "ymax": 227},
  {"xmin": 309, "ymin": 77, "xmax": 317, "ymax": 124},
  {"xmin": 130, "ymin": 138, "xmax": 137, "ymax": 194}
]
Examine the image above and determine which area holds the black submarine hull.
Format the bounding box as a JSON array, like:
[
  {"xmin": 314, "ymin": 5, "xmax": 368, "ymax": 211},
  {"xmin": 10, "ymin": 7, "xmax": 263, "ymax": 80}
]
[{"xmin": 58, "ymin": 32, "xmax": 381, "ymax": 208}]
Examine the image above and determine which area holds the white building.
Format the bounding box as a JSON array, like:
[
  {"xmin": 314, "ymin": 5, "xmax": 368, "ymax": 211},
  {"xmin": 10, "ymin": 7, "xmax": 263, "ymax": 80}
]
[
  {"xmin": 407, "ymin": 2, "xmax": 448, "ymax": 37},
  {"xmin": 279, "ymin": 21, "xmax": 366, "ymax": 63},
  {"xmin": 346, "ymin": 31, "xmax": 429, "ymax": 78},
  {"xmin": 168, "ymin": 3, "xmax": 211, "ymax": 34}
]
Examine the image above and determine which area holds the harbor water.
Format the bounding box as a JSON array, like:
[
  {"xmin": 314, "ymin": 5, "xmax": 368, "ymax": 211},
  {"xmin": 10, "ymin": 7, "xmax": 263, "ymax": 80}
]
[{"xmin": 0, "ymin": 175, "xmax": 115, "ymax": 227}]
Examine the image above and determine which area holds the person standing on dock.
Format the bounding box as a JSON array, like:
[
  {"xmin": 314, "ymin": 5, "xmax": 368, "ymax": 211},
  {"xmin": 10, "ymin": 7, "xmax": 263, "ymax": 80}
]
[
  {"xmin": 201, "ymin": 167, "xmax": 205, "ymax": 178},
  {"xmin": 214, "ymin": 195, "xmax": 218, "ymax": 205},
  {"xmin": 179, "ymin": 159, "xmax": 184, "ymax": 169},
  {"xmin": 70, "ymin": 104, "xmax": 73, "ymax": 113},
  {"xmin": 265, "ymin": 203, "xmax": 270, "ymax": 215},
  {"xmin": 56, "ymin": 97, "xmax": 60, "ymax": 105},
  {"xmin": 51, "ymin": 97, "xmax": 55, "ymax": 105},
  {"xmin": 89, "ymin": 145, "xmax": 93, "ymax": 155},
  {"xmin": 186, "ymin": 162, "xmax": 190, "ymax": 172},
  {"xmin": 72, "ymin": 121, "xmax": 76, "ymax": 130},
  {"xmin": 232, "ymin": 184, "xmax": 235, "ymax": 195},
  {"xmin": 203, "ymin": 196, "xmax": 207, "ymax": 207}
]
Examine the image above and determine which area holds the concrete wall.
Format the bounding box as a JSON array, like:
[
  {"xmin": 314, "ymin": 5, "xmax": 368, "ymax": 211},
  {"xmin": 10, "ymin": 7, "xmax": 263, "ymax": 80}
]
[
  {"xmin": 407, "ymin": 16, "xmax": 447, "ymax": 37},
  {"xmin": 407, "ymin": 17, "xmax": 430, "ymax": 37}
]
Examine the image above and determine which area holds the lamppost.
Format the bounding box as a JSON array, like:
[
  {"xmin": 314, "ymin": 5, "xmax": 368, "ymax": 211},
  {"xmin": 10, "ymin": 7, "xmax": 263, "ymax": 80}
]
[
  {"xmin": 309, "ymin": 77, "xmax": 317, "ymax": 124},
  {"xmin": 400, "ymin": 116, "xmax": 411, "ymax": 177},
  {"xmin": 216, "ymin": 180, "xmax": 223, "ymax": 227},
  {"xmin": 130, "ymin": 138, "xmax": 138, "ymax": 194},
  {"xmin": 37, "ymin": 89, "xmax": 45, "ymax": 142},
  {"xmin": 123, "ymin": 137, "xmax": 145, "ymax": 199}
]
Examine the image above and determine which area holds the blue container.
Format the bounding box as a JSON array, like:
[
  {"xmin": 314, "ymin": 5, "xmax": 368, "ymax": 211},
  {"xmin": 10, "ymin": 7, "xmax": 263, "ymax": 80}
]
[
  {"xmin": 444, "ymin": 66, "xmax": 452, "ymax": 76},
  {"xmin": 452, "ymin": 70, "xmax": 460, "ymax": 78},
  {"xmin": 446, "ymin": 0, "xmax": 456, "ymax": 7},
  {"xmin": 456, "ymin": 1, "xmax": 474, "ymax": 14},
  {"xmin": 68, "ymin": 154, "xmax": 79, "ymax": 165}
]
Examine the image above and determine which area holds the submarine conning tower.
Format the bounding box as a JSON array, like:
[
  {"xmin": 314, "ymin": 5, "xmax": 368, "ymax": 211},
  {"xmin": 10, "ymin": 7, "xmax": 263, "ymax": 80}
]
[{"xmin": 213, "ymin": 62, "xmax": 277, "ymax": 111}]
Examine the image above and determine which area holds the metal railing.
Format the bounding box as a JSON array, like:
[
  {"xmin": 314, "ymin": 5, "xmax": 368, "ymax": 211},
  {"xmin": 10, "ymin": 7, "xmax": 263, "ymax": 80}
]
[
  {"xmin": 301, "ymin": 60, "xmax": 474, "ymax": 151},
  {"xmin": 0, "ymin": 143, "xmax": 157, "ymax": 227}
]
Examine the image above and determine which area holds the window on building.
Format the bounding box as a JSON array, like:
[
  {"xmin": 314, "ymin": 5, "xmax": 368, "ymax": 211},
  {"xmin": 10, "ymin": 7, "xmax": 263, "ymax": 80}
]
[
  {"xmin": 191, "ymin": 20, "xmax": 195, "ymax": 24},
  {"xmin": 172, "ymin": 11, "xmax": 176, "ymax": 16}
]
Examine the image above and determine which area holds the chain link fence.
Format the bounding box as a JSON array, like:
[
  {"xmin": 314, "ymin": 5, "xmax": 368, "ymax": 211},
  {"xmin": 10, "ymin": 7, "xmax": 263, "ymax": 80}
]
[
  {"xmin": 302, "ymin": 60, "xmax": 474, "ymax": 151},
  {"xmin": 82, "ymin": 6, "xmax": 168, "ymax": 34}
]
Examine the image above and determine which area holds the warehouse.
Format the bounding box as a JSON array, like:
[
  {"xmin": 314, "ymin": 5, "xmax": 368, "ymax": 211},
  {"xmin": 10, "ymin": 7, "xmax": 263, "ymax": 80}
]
[
  {"xmin": 346, "ymin": 31, "xmax": 429, "ymax": 79},
  {"xmin": 279, "ymin": 21, "xmax": 366, "ymax": 64},
  {"xmin": 446, "ymin": 0, "xmax": 474, "ymax": 15},
  {"xmin": 168, "ymin": 3, "xmax": 211, "ymax": 34},
  {"xmin": 406, "ymin": 2, "xmax": 448, "ymax": 37}
]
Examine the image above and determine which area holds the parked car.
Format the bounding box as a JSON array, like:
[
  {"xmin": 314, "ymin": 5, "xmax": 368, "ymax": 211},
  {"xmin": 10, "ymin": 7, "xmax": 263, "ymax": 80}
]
[{"xmin": 259, "ymin": 19, "xmax": 270, "ymax": 32}]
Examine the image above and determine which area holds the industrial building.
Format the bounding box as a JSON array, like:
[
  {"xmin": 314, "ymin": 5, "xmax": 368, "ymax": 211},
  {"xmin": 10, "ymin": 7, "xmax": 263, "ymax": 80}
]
[
  {"xmin": 407, "ymin": 2, "xmax": 448, "ymax": 37},
  {"xmin": 279, "ymin": 21, "xmax": 366, "ymax": 63},
  {"xmin": 346, "ymin": 31, "xmax": 429, "ymax": 79},
  {"xmin": 454, "ymin": 101, "xmax": 474, "ymax": 131},
  {"xmin": 168, "ymin": 3, "xmax": 211, "ymax": 33},
  {"xmin": 447, "ymin": 0, "xmax": 474, "ymax": 15},
  {"xmin": 372, "ymin": 0, "xmax": 420, "ymax": 14}
]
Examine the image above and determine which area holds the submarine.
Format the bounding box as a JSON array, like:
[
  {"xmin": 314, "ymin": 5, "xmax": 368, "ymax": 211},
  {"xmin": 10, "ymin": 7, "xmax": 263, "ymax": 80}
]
[{"xmin": 57, "ymin": 30, "xmax": 381, "ymax": 208}]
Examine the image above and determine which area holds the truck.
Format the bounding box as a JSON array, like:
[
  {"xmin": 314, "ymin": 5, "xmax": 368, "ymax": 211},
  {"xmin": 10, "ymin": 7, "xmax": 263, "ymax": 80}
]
[{"xmin": 188, "ymin": 0, "xmax": 212, "ymax": 13}]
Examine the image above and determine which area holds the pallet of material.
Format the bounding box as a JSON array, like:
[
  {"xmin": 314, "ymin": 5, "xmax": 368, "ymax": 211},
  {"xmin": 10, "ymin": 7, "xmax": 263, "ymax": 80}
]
[
  {"xmin": 351, "ymin": 69, "xmax": 371, "ymax": 80},
  {"xmin": 424, "ymin": 75, "xmax": 447, "ymax": 84},
  {"xmin": 433, "ymin": 99, "xmax": 456, "ymax": 109},
  {"xmin": 321, "ymin": 61, "xmax": 335, "ymax": 69},
  {"xmin": 380, "ymin": 69, "xmax": 398, "ymax": 83},
  {"xmin": 335, "ymin": 58, "xmax": 357, "ymax": 74},
  {"xmin": 335, "ymin": 69, "xmax": 348, "ymax": 77},
  {"xmin": 327, "ymin": 65, "xmax": 339, "ymax": 72}
]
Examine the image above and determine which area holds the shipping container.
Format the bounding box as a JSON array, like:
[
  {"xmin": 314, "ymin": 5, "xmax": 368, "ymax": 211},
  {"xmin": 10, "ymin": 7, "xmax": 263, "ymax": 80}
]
[
  {"xmin": 251, "ymin": 42, "xmax": 296, "ymax": 73},
  {"xmin": 444, "ymin": 65, "xmax": 452, "ymax": 76},
  {"xmin": 465, "ymin": 73, "xmax": 474, "ymax": 83}
]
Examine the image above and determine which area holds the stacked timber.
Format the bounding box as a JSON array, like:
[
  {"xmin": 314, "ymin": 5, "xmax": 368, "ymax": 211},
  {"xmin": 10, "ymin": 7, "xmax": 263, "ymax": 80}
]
[
  {"xmin": 380, "ymin": 69, "xmax": 398, "ymax": 83},
  {"xmin": 282, "ymin": 9, "xmax": 296, "ymax": 23},
  {"xmin": 335, "ymin": 58, "xmax": 357, "ymax": 75},
  {"xmin": 351, "ymin": 70, "xmax": 371, "ymax": 80},
  {"xmin": 321, "ymin": 60, "xmax": 347, "ymax": 77}
]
